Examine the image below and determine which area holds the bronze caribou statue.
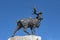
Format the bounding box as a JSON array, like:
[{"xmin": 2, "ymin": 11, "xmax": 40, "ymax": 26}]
[{"xmin": 11, "ymin": 8, "xmax": 43, "ymax": 37}]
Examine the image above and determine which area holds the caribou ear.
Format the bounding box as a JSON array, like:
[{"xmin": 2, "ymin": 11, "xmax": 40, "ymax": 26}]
[{"xmin": 38, "ymin": 12, "xmax": 42, "ymax": 14}]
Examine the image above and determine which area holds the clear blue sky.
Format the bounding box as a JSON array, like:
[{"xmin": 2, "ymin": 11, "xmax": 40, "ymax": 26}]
[{"xmin": 0, "ymin": 0, "xmax": 60, "ymax": 40}]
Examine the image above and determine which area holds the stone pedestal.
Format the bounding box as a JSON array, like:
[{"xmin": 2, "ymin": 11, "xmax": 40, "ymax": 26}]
[{"xmin": 8, "ymin": 35, "xmax": 41, "ymax": 40}]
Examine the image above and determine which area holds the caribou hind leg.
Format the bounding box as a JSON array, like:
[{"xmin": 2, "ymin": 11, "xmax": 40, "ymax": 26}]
[
  {"xmin": 23, "ymin": 27, "xmax": 30, "ymax": 35},
  {"xmin": 11, "ymin": 26, "xmax": 21, "ymax": 37},
  {"xmin": 11, "ymin": 21, "xmax": 22, "ymax": 37}
]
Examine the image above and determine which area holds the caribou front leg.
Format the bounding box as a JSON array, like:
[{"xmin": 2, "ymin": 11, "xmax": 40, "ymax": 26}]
[
  {"xmin": 23, "ymin": 27, "xmax": 30, "ymax": 35},
  {"xmin": 30, "ymin": 27, "xmax": 34, "ymax": 35},
  {"xmin": 33, "ymin": 25, "xmax": 36, "ymax": 35}
]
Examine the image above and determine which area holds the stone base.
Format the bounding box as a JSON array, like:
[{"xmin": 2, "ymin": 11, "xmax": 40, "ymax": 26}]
[{"xmin": 8, "ymin": 35, "xmax": 41, "ymax": 40}]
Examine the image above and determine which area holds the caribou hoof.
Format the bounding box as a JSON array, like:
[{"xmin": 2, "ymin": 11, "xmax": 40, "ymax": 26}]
[
  {"xmin": 11, "ymin": 35, "xmax": 15, "ymax": 37},
  {"xmin": 27, "ymin": 33, "xmax": 31, "ymax": 35}
]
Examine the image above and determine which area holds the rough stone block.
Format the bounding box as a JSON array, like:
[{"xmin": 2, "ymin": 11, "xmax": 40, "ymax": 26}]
[{"xmin": 8, "ymin": 35, "xmax": 41, "ymax": 40}]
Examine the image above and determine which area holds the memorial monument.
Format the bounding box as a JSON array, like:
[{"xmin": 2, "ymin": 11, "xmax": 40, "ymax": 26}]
[{"xmin": 8, "ymin": 8, "xmax": 43, "ymax": 40}]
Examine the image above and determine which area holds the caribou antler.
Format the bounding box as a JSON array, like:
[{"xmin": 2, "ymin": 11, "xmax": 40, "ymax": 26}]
[{"xmin": 33, "ymin": 7, "xmax": 38, "ymax": 15}]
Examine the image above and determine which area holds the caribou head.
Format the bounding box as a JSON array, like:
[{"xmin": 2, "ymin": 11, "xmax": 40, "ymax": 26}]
[{"xmin": 33, "ymin": 8, "xmax": 43, "ymax": 21}]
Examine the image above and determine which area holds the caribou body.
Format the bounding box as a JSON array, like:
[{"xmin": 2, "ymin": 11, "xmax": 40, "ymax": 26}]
[{"xmin": 11, "ymin": 8, "xmax": 43, "ymax": 37}]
